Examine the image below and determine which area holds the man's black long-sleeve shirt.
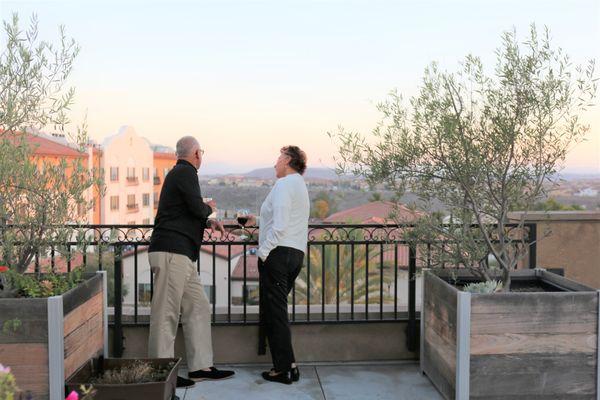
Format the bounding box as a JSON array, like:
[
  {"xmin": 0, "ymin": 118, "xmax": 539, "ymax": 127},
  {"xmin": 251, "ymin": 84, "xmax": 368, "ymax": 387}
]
[{"xmin": 149, "ymin": 159, "xmax": 213, "ymax": 262}]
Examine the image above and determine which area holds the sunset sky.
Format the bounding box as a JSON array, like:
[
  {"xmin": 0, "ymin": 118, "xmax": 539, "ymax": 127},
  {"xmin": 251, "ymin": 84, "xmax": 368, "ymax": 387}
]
[{"xmin": 2, "ymin": 0, "xmax": 599, "ymax": 174}]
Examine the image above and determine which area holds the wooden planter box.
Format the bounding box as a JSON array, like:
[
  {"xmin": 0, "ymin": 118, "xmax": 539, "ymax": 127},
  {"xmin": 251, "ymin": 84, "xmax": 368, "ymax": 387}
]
[
  {"xmin": 0, "ymin": 272, "xmax": 108, "ymax": 400},
  {"xmin": 421, "ymin": 269, "xmax": 598, "ymax": 400},
  {"xmin": 66, "ymin": 358, "xmax": 181, "ymax": 400}
]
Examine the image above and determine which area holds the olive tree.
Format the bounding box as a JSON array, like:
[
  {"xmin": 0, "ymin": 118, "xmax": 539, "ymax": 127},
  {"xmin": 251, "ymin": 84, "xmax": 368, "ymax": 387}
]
[
  {"xmin": 0, "ymin": 14, "xmax": 103, "ymax": 280},
  {"xmin": 333, "ymin": 26, "xmax": 597, "ymax": 291}
]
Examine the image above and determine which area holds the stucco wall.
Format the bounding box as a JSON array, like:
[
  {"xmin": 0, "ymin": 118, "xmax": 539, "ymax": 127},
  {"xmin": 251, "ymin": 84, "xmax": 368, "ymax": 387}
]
[{"xmin": 510, "ymin": 211, "xmax": 600, "ymax": 288}]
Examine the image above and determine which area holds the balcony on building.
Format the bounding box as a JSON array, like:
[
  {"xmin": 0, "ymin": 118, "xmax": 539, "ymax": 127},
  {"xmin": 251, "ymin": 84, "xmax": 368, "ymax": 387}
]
[
  {"xmin": 126, "ymin": 176, "xmax": 139, "ymax": 186},
  {"xmin": 153, "ymin": 176, "xmax": 161, "ymax": 185},
  {"xmin": 126, "ymin": 203, "xmax": 139, "ymax": 213}
]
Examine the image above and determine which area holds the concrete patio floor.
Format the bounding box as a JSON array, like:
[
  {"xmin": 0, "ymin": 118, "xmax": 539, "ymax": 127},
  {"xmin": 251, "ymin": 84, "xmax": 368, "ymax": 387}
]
[{"xmin": 176, "ymin": 361, "xmax": 443, "ymax": 400}]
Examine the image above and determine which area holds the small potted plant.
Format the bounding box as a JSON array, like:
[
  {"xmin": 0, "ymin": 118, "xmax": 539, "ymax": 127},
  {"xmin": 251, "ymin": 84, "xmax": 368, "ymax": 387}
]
[{"xmin": 66, "ymin": 358, "xmax": 181, "ymax": 400}]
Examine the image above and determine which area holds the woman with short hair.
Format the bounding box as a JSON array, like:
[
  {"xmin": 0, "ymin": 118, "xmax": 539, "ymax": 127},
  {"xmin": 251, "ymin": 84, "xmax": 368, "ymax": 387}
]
[{"xmin": 245, "ymin": 145, "xmax": 310, "ymax": 384}]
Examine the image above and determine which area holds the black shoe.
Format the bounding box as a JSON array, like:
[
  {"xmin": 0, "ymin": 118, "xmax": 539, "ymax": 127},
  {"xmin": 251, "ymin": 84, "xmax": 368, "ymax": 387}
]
[
  {"xmin": 262, "ymin": 370, "xmax": 292, "ymax": 385},
  {"xmin": 291, "ymin": 367, "xmax": 300, "ymax": 382},
  {"xmin": 189, "ymin": 367, "xmax": 235, "ymax": 381},
  {"xmin": 176, "ymin": 376, "xmax": 196, "ymax": 388},
  {"xmin": 271, "ymin": 367, "xmax": 300, "ymax": 382}
]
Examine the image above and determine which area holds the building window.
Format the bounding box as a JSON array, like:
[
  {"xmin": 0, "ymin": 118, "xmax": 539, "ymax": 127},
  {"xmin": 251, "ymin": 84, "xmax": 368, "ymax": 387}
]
[
  {"xmin": 142, "ymin": 193, "xmax": 150, "ymax": 207},
  {"xmin": 153, "ymin": 168, "xmax": 158, "ymax": 178},
  {"xmin": 110, "ymin": 196, "xmax": 119, "ymax": 210},
  {"xmin": 127, "ymin": 194, "xmax": 136, "ymax": 207},
  {"xmin": 110, "ymin": 167, "xmax": 119, "ymax": 181},
  {"xmin": 142, "ymin": 218, "xmax": 150, "ymax": 225},
  {"xmin": 142, "ymin": 167, "xmax": 150, "ymax": 181},
  {"xmin": 244, "ymin": 284, "xmax": 260, "ymax": 305},
  {"xmin": 127, "ymin": 167, "xmax": 136, "ymax": 179},
  {"xmin": 153, "ymin": 192, "xmax": 159, "ymax": 204},
  {"xmin": 138, "ymin": 283, "xmax": 152, "ymax": 305}
]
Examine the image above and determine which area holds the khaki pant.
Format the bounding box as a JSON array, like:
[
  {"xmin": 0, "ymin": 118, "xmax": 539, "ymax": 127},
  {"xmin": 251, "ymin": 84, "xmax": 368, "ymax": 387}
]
[{"xmin": 148, "ymin": 252, "xmax": 213, "ymax": 371}]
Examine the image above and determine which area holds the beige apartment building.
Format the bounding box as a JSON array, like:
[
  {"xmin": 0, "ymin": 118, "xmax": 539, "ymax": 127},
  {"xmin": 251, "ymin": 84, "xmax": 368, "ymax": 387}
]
[
  {"xmin": 100, "ymin": 126, "xmax": 157, "ymax": 225},
  {"xmin": 26, "ymin": 125, "xmax": 178, "ymax": 225}
]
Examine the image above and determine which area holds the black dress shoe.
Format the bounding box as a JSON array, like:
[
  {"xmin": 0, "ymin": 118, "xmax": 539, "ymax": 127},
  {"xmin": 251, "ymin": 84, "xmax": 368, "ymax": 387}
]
[
  {"xmin": 291, "ymin": 367, "xmax": 300, "ymax": 382},
  {"xmin": 271, "ymin": 367, "xmax": 300, "ymax": 382},
  {"xmin": 176, "ymin": 376, "xmax": 196, "ymax": 388},
  {"xmin": 262, "ymin": 370, "xmax": 292, "ymax": 385},
  {"xmin": 189, "ymin": 367, "xmax": 235, "ymax": 381},
  {"xmin": 272, "ymin": 367, "xmax": 300, "ymax": 382}
]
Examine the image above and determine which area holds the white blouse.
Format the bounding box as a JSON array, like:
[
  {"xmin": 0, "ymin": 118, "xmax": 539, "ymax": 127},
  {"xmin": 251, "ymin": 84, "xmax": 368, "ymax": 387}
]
[{"xmin": 257, "ymin": 173, "xmax": 310, "ymax": 261}]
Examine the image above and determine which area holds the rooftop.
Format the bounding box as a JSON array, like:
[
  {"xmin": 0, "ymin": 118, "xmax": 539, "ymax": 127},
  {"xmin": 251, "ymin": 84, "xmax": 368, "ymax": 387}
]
[
  {"xmin": 15, "ymin": 132, "xmax": 86, "ymax": 158},
  {"xmin": 232, "ymin": 252, "xmax": 259, "ymax": 280},
  {"xmin": 323, "ymin": 201, "xmax": 422, "ymax": 224}
]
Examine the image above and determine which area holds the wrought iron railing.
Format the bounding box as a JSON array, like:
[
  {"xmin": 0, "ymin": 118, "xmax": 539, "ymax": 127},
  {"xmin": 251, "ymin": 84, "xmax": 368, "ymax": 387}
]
[{"xmin": 0, "ymin": 223, "xmax": 537, "ymax": 357}]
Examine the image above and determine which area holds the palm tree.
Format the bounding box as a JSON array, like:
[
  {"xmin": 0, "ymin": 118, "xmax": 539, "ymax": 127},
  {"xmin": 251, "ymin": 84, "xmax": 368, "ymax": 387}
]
[{"xmin": 293, "ymin": 230, "xmax": 397, "ymax": 306}]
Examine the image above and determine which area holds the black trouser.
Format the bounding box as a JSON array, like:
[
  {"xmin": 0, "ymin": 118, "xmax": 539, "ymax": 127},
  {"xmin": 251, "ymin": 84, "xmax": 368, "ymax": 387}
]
[{"xmin": 258, "ymin": 246, "xmax": 304, "ymax": 373}]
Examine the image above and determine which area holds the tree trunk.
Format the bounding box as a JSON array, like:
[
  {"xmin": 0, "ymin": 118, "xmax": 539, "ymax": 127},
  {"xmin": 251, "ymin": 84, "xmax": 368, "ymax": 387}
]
[{"xmin": 501, "ymin": 266, "xmax": 511, "ymax": 292}]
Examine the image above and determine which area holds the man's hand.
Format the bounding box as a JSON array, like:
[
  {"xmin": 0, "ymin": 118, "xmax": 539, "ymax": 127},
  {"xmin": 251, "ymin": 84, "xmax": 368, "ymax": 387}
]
[
  {"xmin": 205, "ymin": 199, "xmax": 217, "ymax": 212},
  {"xmin": 207, "ymin": 219, "xmax": 226, "ymax": 236}
]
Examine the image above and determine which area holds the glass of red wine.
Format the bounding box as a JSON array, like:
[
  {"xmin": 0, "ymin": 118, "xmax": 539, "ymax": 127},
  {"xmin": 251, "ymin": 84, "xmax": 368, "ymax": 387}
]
[{"xmin": 236, "ymin": 209, "xmax": 250, "ymax": 240}]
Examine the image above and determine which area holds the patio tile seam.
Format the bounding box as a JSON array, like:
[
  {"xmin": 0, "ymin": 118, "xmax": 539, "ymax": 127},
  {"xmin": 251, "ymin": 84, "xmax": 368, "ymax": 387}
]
[{"xmin": 314, "ymin": 366, "xmax": 327, "ymax": 400}]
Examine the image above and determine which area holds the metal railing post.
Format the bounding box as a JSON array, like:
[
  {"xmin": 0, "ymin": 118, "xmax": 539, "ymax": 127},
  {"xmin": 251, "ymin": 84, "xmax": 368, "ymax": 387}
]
[
  {"xmin": 528, "ymin": 223, "xmax": 537, "ymax": 269},
  {"xmin": 407, "ymin": 243, "xmax": 417, "ymax": 352},
  {"xmin": 113, "ymin": 245, "xmax": 124, "ymax": 357}
]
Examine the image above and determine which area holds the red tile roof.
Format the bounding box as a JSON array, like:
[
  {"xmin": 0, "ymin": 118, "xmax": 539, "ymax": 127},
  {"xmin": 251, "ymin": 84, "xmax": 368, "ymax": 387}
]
[
  {"xmin": 25, "ymin": 252, "xmax": 85, "ymax": 273},
  {"xmin": 232, "ymin": 253, "xmax": 259, "ymax": 280},
  {"xmin": 200, "ymin": 243, "xmax": 246, "ymax": 260},
  {"xmin": 324, "ymin": 201, "xmax": 422, "ymax": 224},
  {"xmin": 200, "ymin": 231, "xmax": 246, "ymax": 259},
  {"xmin": 14, "ymin": 132, "xmax": 86, "ymax": 158}
]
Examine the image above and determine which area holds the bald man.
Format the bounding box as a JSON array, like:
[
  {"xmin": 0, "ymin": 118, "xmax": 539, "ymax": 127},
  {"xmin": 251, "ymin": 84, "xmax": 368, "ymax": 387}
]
[{"xmin": 148, "ymin": 136, "xmax": 234, "ymax": 387}]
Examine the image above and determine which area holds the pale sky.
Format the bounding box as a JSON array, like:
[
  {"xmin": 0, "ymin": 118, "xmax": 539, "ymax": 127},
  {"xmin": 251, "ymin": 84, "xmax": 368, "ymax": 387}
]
[{"xmin": 1, "ymin": 0, "xmax": 599, "ymax": 174}]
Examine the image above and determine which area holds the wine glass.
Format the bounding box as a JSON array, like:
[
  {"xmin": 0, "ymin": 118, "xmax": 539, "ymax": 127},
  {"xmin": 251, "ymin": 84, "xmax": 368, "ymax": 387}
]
[{"xmin": 236, "ymin": 209, "xmax": 250, "ymax": 239}]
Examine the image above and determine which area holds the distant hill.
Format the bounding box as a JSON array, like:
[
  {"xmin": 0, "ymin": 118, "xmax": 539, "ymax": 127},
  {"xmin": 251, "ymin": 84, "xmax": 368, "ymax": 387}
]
[
  {"xmin": 244, "ymin": 167, "xmax": 343, "ymax": 180},
  {"xmin": 559, "ymin": 172, "xmax": 600, "ymax": 180}
]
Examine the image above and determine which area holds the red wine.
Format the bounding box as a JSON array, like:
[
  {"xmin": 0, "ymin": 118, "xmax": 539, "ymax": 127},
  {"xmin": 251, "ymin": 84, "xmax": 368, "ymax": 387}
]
[{"xmin": 237, "ymin": 217, "xmax": 249, "ymax": 226}]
